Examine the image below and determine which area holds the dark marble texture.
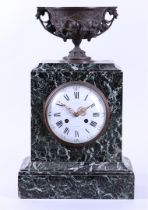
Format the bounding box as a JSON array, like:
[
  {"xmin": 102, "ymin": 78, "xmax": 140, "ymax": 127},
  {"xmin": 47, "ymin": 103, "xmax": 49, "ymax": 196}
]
[
  {"xmin": 31, "ymin": 62, "xmax": 122, "ymax": 162},
  {"xmin": 18, "ymin": 156, "xmax": 134, "ymax": 199},
  {"xmin": 18, "ymin": 62, "xmax": 135, "ymax": 199}
]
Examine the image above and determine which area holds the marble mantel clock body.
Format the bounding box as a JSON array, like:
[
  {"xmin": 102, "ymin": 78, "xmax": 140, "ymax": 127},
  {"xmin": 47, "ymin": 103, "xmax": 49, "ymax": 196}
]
[
  {"xmin": 18, "ymin": 62, "xmax": 134, "ymax": 199},
  {"xmin": 18, "ymin": 7, "xmax": 135, "ymax": 199},
  {"xmin": 31, "ymin": 63, "xmax": 122, "ymax": 162}
]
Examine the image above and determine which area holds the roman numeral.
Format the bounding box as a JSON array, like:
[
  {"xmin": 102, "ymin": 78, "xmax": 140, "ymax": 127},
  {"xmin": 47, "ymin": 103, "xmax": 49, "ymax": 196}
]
[
  {"xmin": 84, "ymin": 94, "xmax": 88, "ymax": 101},
  {"xmin": 74, "ymin": 92, "xmax": 79, "ymax": 99},
  {"xmin": 90, "ymin": 121, "xmax": 97, "ymax": 127},
  {"xmin": 85, "ymin": 128, "xmax": 90, "ymax": 133},
  {"xmin": 75, "ymin": 130, "xmax": 79, "ymax": 138},
  {"xmin": 48, "ymin": 112, "xmax": 51, "ymax": 116},
  {"xmin": 54, "ymin": 113, "xmax": 61, "ymax": 117},
  {"xmin": 56, "ymin": 120, "xmax": 63, "ymax": 128},
  {"xmin": 90, "ymin": 103, "xmax": 95, "ymax": 108},
  {"xmin": 64, "ymin": 94, "xmax": 70, "ymax": 101},
  {"xmin": 93, "ymin": 113, "xmax": 100, "ymax": 117},
  {"xmin": 64, "ymin": 127, "xmax": 70, "ymax": 135}
]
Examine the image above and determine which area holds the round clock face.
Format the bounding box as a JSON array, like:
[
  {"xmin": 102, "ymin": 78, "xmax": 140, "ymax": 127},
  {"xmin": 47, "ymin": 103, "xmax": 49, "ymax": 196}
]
[{"xmin": 44, "ymin": 81, "xmax": 110, "ymax": 146}]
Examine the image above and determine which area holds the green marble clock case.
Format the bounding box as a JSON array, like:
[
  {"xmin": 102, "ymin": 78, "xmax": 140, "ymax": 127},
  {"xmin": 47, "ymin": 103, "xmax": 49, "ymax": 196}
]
[
  {"xmin": 18, "ymin": 62, "xmax": 134, "ymax": 199},
  {"xmin": 31, "ymin": 62, "xmax": 122, "ymax": 162}
]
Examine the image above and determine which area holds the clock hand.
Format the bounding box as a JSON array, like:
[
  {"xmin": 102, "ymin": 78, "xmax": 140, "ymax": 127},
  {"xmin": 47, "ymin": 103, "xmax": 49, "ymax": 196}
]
[
  {"xmin": 75, "ymin": 104, "xmax": 94, "ymax": 116},
  {"xmin": 57, "ymin": 101, "xmax": 76, "ymax": 116}
]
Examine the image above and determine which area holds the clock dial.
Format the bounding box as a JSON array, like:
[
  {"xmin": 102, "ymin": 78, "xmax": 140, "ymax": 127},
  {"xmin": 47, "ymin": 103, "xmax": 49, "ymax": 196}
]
[{"xmin": 44, "ymin": 81, "xmax": 110, "ymax": 146}]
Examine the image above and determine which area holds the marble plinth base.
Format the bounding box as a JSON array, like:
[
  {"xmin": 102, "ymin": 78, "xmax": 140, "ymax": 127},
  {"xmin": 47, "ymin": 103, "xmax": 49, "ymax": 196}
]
[{"xmin": 18, "ymin": 157, "xmax": 134, "ymax": 199}]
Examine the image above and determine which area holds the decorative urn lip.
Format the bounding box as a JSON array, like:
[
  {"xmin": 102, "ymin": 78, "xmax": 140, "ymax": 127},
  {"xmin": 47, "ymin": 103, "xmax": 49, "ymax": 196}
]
[{"xmin": 37, "ymin": 6, "xmax": 117, "ymax": 9}]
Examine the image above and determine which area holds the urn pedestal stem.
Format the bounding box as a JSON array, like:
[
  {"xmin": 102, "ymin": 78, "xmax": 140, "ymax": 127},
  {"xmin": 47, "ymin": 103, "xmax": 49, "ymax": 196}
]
[{"xmin": 63, "ymin": 38, "xmax": 92, "ymax": 63}]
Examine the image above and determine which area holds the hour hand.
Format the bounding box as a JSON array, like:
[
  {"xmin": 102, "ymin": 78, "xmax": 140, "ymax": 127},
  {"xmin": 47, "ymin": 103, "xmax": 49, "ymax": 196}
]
[
  {"xmin": 75, "ymin": 104, "xmax": 94, "ymax": 116},
  {"xmin": 75, "ymin": 106, "xmax": 87, "ymax": 117}
]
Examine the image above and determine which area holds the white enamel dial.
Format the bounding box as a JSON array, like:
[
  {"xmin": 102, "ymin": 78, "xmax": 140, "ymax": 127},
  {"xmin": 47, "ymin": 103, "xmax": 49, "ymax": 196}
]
[{"xmin": 44, "ymin": 81, "xmax": 110, "ymax": 146}]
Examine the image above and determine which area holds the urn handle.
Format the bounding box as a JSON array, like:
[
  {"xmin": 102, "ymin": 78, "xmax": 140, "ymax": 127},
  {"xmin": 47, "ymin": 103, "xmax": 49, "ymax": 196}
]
[
  {"xmin": 97, "ymin": 7, "xmax": 118, "ymax": 37},
  {"xmin": 36, "ymin": 7, "xmax": 56, "ymax": 35}
]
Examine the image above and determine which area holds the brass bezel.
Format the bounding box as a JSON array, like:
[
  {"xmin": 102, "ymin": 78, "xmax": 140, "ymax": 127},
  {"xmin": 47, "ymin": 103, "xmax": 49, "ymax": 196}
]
[{"xmin": 43, "ymin": 81, "xmax": 111, "ymax": 147}]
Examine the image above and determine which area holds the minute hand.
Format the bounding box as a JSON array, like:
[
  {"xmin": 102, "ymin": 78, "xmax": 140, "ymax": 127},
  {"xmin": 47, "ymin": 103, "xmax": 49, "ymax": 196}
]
[{"xmin": 57, "ymin": 101, "xmax": 76, "ymax": 116}]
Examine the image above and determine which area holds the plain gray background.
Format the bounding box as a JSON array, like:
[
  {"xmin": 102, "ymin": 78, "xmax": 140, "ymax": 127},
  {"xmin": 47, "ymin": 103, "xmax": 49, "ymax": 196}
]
[{"xmin": 0, "ymin": 0, "xmax": 148, "ymax": 209}]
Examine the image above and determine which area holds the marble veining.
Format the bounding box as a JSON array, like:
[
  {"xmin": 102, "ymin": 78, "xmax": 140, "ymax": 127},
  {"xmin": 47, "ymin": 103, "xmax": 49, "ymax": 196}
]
[
  {"xmin": 18, "ymin": 62, "xmax": 134, "ymax": 199},
  {"xmin": 20, "ymin": 156, "xmax": 133, "ymax": 175},
  {"xmin": 31, "ymin": 63, "xmax": 122, "ymax": 162},
  {"xmin": 18, "ymin": 156, "xmax": 134, "ymax": 199}
]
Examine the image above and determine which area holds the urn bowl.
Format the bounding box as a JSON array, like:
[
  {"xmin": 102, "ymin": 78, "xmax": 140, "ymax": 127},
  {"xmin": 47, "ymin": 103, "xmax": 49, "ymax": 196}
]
[{"xmin": 36, "ymin": 7, "xmax": 118, "ymax": 63}]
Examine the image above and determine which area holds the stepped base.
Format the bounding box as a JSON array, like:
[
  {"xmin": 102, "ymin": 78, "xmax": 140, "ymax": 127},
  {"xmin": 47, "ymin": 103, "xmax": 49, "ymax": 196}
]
[{"xmin": 18, "ymin": 156, "xmax": 134, "ymax": 199}]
